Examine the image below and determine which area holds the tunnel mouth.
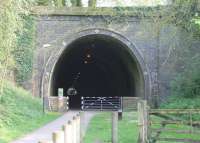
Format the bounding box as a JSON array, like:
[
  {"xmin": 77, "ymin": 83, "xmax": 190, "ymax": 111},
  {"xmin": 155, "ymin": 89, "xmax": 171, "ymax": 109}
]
[{"xmin": 51, "ymin": 34, "xmax": 143, "ymax": 110}]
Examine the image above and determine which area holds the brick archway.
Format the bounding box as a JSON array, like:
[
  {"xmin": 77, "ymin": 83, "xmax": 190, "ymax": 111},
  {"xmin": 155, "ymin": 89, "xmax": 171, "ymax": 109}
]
[{"xmin": 41, "ymin": 28, "xmax": 151, "ymax": 110}]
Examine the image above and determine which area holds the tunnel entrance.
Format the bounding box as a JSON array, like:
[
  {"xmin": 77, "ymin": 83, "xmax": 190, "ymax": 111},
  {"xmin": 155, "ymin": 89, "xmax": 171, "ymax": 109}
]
[{"xmin": 51, "ymin": 34, "xmax": 144, "ymax": 110}]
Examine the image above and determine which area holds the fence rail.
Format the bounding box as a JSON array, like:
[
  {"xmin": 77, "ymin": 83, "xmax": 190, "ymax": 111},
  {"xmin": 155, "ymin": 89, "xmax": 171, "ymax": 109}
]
[
  {"xmin": 150, "ymin": 109, "xmax": 200, "ymax": 114},
  {"xmin": 137, "ymin": 100, "xmax": 200, "ymax": 143}
]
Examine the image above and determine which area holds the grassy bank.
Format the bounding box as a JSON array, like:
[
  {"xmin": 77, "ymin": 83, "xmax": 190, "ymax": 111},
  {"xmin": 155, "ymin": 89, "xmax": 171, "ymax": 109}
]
[
  {"xmin": 0, "ymin": 82, "xmax": 60, "ymax": 143},
  {"xmin": 83, "ymin": 112, "xmax": 139, "ymax": 143}
]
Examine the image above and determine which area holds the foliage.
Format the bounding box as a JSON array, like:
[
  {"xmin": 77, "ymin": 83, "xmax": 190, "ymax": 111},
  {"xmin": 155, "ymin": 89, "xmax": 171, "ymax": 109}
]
[
  {"xmin": 192, "ymin": 17, "xmax": 200, "ymax": 37},
  {"xmin": 0, "ymin": 0, "xmax": 34, "ymax": 96},
  {"xmin": 171, "ymin": 67, "xmax": 200, "ymax": 98},
  {"xmin": 14, "ymin": 16, "xmax": 36, "ymax": 85},
  {"xmin": 166, "ymin": 31, "xmax": 200, "ymax": 99},
  {"xmin": 160, "ymin": 95, "xmax": 200, "ymax": 121},
  {"xmin": 161, "ymin": 95, "xmax": 200, "ymax": 109},
  {"xmin": 158, "ymin": 1, "xmax": 200, "ymax": 100},
  {"xmin": 0, "ymin": 81, "xmax": 59, "ymax": 143},
  {"xmin": 37, "ymin": 0, "xmax": 50, "ymax": 6},
  {"xmin": 170, "ymin": 0, "xmax": 199, "ymax": 27}
]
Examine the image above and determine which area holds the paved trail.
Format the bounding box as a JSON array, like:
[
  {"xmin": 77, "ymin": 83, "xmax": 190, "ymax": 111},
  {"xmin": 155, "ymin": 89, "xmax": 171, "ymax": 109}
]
[{"xmin": 12, "ymin": 111, "xmax": 95, "ymax": 143}]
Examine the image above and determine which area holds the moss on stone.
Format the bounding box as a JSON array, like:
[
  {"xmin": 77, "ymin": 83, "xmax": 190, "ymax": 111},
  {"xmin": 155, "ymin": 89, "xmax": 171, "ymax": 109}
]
[{"xmin": 31, "ymin": 6, "xmax": 167, "ymax": 17}]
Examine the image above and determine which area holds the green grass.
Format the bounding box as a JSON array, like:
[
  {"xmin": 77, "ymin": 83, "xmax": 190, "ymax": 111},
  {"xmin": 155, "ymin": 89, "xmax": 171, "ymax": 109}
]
[
  {"xmin": 83, "ymin": 112, "xmax": 139, "ymax": 143},
  {"xmin": 0, "ymin": 81, "xmax": 60, "ymax": 143},
  {"xmin": 193, "ymin": 17, "xmax": 200, "ymax": 25}
]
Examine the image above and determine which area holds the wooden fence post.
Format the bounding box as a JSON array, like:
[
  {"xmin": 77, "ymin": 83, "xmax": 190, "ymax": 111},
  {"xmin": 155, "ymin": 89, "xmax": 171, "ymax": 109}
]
[
  {"xmin": 72, "ymin": 116, "xmax": 77, "ymax": 143},
  {"xmin": 112, "ymin": 112, "xmax": 118, "ymax": 143},
  {"xmin": 38, "ymin": 141, "xmax": 53, "ymax": 143},
  {"xmin": 76, "ymin": 114, "xmax": 81, "ymax": 143},
  {"xmin": 80, "ymin": 111, "xmax": 85, "ymax": 142},
  {"xmin": 63, "ymin": 121, "xmax": 73, "ymax": 143},
  {"xmin": 138, "ymin": 100, "xmax": 149, "ymax": 143},
  {"xmin": 52, "ymin": 131, "xmax": 64, "ymax": 143}
]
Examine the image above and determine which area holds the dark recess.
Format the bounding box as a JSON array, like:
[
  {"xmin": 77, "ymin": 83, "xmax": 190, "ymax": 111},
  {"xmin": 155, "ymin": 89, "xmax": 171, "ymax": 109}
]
[{"xmin": 51, "ymin": 35, "xmax": 139, "ymax": 109}]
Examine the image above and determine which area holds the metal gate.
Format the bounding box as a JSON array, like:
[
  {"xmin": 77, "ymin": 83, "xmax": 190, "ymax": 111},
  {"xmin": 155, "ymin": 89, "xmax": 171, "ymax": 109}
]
[{"xmin": 81, "ymin": 97, "xmax": 122, "ymax": 111}]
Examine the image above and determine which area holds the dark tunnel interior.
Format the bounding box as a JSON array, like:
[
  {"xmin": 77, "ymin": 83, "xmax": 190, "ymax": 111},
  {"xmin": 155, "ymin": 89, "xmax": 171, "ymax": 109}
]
[{"xmin": 51, "ymin": 34, "xmax": 143, "ymax": 109}]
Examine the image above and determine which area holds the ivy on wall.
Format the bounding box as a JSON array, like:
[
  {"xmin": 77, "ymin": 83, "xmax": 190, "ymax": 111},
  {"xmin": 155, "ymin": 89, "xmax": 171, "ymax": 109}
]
[
  {"xmin": 0, "ymin": 0, "xmax": 36, "ymax": 95},
  {"xmin": 14, "ymin": 16, "xmax": 36, "ymax": 85},
  {"xmin": 0, "ymin": 1, "xmax": 25, "ymax": 97}
]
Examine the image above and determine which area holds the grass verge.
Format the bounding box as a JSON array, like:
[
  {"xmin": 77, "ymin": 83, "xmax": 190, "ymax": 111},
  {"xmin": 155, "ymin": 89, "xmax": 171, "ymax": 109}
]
[
  {"xmin": 0, "ymin": 81, "xmax": 60, "ymax": 143},
  {"xmin": 83, "ymin": 112, "xmax": 139, "ymax": 143}
]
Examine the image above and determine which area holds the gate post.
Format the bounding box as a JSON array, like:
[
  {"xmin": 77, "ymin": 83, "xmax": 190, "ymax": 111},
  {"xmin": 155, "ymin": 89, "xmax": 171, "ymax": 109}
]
[
  {"xmin": 112, "ymin": 112, "xmax": 118, "ymax": 143},
  {"xmin": 138, "ymin": 100, "xmax": 149, "ymax": 143},
  {"xmin": 80, "ymin": 112, "xmax": 85, "ymax": 143},
  {"xmin": 76, "ymin": 114, "xmax": 81, "ymax": 143},
  {"xmin": 58, "ymin": 88, "xmax": 64, "ymax": 112}
]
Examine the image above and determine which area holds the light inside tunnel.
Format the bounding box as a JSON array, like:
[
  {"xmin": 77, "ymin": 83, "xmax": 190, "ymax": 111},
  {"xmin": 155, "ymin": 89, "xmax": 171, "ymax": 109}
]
[{"xmin": 51, "ymin": 34, "xmax": 144, "ymax": 109}]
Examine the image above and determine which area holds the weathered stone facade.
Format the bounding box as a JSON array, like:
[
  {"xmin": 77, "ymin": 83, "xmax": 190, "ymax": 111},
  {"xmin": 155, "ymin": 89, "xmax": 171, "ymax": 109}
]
[{"xmin": 32, "ymin": 7, "xmax": 181, "ymax": 111}]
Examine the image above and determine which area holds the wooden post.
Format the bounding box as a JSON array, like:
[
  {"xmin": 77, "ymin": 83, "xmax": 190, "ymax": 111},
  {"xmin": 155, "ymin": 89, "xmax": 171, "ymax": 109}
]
[
  {"xmin": 80, "ymin": 111, "xmax": 85, "ymax": 142},
  {"xmin": 138, "ymin": 100, "xmax": 149, "ymax": 143},
  {"xmin": 76, "ymin": 114, "xmax": 81, "ymax": 143},
  {"xmin": 58, "ymin": 88, "xmax": 64, "ymax": 112},
  {"xmin": 52, "ymin": 131, "xmax": 64, "ymax": 143},
  {"xmin": 118, "ymin": 111, "xmax": 122, "ymax": 120},
  {"xmin": 38, "ymin": 141, "xmax": 53, "ymax": 143},
  {"xmin": 112, "ymin": 112, "xmax": 118, "ymax": 143},
  {"xmin": 63, "ymin": 121, "xmax": 73, "ymax": 143},
  {"xmin": 58, "ymin": 97, "xmax": 64, "ymax": 112},
  {"xmin": 72, "ymin": 116, "xmax": 77, "ymax": 143}
]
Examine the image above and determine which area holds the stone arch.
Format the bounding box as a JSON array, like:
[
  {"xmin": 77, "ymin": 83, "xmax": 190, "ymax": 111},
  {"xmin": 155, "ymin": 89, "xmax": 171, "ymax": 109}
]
[{"xmin": 41, "ymin": 28, "xmax": 151, "ymax": 110}]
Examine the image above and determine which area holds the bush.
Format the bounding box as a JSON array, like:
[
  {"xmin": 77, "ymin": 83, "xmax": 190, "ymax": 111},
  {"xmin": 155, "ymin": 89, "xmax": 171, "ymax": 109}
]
[{"xmin": 171, "ymin": 66, "xmax": 200, "ymax": 98}]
